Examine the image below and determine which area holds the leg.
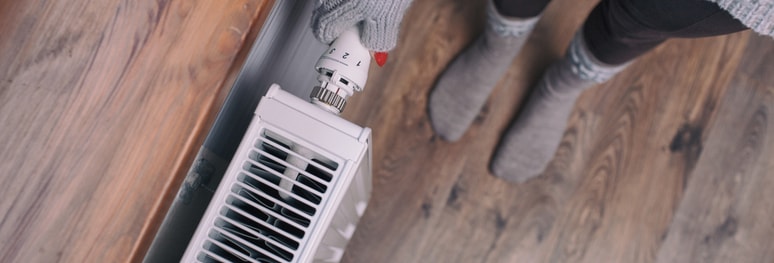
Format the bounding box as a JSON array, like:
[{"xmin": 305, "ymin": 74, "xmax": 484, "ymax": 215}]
[
  {"xmin": 491, "ymin": 0, "xmax": 748, "ymax": 182},
  {"xmin": 493, "ymin": 0, "xmax": 551, "ymax": 18},
  {"xmin": 583, "ymin": 0, "xmax": 748, "ymax": 65},
  {"xmin": 427, "ymin": 0, "xmax": 550, "ymax": 141}
]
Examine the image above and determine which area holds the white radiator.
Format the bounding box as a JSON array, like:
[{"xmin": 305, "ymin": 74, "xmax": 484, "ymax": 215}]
[{"xmin": 181, "ymin": 84, "xmax": 372, "ymax": 263}]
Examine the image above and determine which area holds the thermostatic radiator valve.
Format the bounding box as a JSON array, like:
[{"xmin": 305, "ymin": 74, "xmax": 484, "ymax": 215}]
[{"xmin": 311, "ymin": 27, "xmax": 371, "ymax": 114}]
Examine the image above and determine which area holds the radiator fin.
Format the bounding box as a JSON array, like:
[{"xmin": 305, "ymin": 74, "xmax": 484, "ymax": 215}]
[{"xmin": 196, "ymin": 129, "xmax": 339, "ymax": 263}]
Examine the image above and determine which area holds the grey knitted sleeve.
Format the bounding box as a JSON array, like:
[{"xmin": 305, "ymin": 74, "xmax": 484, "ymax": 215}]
[
  {"xmin": 311, "ymin": 0, "xmax": 414, "ymax": 51},
  {"xmin": 706, "ymin": 0, "xmax": 774, "ymax": 37}
]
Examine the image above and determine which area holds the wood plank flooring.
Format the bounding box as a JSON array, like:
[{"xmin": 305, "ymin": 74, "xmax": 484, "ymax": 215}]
[
  {"xmin": 656, "ymin": 35, "xmax": 774, "ymax": 263},
  {"xmin": 0, "ymin": 0, "xmax": 272, "ymax": 262},
  {"xmin": 1, "ymin": 0, "xmax": 770, "ymax": 261},
  {"xmin": 339, "ymin": 0, "xmax": 773, "ymax": 262}
]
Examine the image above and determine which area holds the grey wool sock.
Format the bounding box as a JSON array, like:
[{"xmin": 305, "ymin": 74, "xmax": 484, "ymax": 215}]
[
  {"xmin": 428, "ymin": 0, "xmax": 540, "ymax": 141},
  {"xmin": 490, "ymin": 32, "xmax": 629, "ymax": 182}
]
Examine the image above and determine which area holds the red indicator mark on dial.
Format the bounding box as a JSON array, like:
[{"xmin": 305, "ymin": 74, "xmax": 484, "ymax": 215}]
[{"xmin": 374, "ymin": 52, "xmax": 388, "ymax": 67}]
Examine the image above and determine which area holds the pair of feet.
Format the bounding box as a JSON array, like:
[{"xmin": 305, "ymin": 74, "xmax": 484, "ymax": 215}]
[{"xmin": 427, "ymin": 2, "xmax": 627, "ymax": 182}]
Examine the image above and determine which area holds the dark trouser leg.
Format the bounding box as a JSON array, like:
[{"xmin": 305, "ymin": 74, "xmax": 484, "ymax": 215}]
[
  {"xmin": 493, "ymin": 0, "xmax": 552, "ymax": 18},
  {"xmin": 584, "ymin": 0, "xmax": 749, "ymax": 65}
]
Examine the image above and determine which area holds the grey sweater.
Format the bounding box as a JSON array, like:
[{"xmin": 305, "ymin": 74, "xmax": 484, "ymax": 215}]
[{"xmin": 709, "ymin": 0, "xmax": 774, "ymax": 37}]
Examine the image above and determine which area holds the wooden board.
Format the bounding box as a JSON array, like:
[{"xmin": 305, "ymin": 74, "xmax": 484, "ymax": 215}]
[
  {"xmin": 336, "ymin": 0, "xmax": 773, "ymax": 262},
  {"xmin": 655, "ymin": 34, "xmax": 774, "ymax": 263},
  {"xmin": 0, "ymin": 0, "xmax": 272, "ymax": 262}
]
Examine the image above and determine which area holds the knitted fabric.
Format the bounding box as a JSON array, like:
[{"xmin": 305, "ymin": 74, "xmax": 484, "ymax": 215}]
[
  {"xmin": 489, "ymin": 32, "xmax": 628, "ymax": 181},
  {"xmin": 427, "ymin": 0, "xmax": 539, "ymax": 141},
  {"xmin": 708, "ymin": 0, "xmax": 774, "ymax": 37},
  {"xmin": 311, "ymin": 0, "xmax": 414, "ymax": 51},
  {"xmin": 486, "ymin": 1, "xmax": 540, "ymax": 37},
  {"xmin": 567, "ymin": 32, "xmax": 629, "ymax": 83}
]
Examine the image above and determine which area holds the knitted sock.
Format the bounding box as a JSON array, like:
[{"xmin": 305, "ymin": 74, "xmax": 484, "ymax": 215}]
[
  {"xmin": 428, "ymin": 0, "xmax": 539, "ymax": 141},
  {"xmin": 490, "ymin": 32, "xmax": 629, "ymax": 182}
]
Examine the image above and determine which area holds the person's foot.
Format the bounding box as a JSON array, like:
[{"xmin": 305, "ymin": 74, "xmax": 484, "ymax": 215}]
[
  {"xmin": 490, "ymin": 32, "xmax": 629, "ymax": 182},
  {"xmin": 428, "ymin": 0, "xmax": 539, "ymax": 141}
]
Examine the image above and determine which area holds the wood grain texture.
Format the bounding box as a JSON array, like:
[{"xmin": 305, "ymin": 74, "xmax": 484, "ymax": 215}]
[
  {"xmin": 655, "ymin": 34, "xmax": 774, "ymax": 263},
  {"xmin": 337, "ymin": 0, "xmax": 772, "ymax": 262},
  {"xmin": 0, "ymin": 0, "xmax": 271, "ymax": 262}
]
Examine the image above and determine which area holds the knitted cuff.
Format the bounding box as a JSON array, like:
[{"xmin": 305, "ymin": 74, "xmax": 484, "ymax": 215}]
[
  {"xmin": 360, "ymin": 0, "xmax": 413, "ymax": 51},
  {"xmin": 311, "ymin": 0, "xmax": 414, "ymax": 51},
  {"xmin": 486, "ymin": 0, "xmax": 540, "ymax": 37},
  {"xmin": 567, "ymin": 32, "xmax": 630, "ymax": 83},
  {"xmin": 706, "ymin": 0, "xmax": 774, "ymax": 37}
]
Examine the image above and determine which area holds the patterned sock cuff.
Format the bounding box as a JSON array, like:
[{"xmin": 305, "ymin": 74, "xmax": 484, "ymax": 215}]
[
  {"xmin": 567, "ymin": 32, "xmax": 630, "ymax": 83},
  {"xmin": 486, "ymin": 0, "xmax": 541, "ymax": 37}
]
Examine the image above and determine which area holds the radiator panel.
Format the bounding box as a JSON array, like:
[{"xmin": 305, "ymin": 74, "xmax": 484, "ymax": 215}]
[{"xmin": 183, "ymin": 85, "xmax": 371, "ymax": 263}]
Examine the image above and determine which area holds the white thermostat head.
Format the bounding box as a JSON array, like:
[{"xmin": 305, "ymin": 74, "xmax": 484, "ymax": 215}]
[{"xmin": 311, "ymin": 27, "xmax": 371, "ymax": 114}]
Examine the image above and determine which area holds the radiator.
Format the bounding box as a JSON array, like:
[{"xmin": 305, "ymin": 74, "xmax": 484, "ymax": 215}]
[{"xmin": 181, "ymin": 84, "xmax": 372, "ymax": 263}]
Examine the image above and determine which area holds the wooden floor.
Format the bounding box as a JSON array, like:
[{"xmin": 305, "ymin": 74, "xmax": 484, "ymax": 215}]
[
  {"xmin": 0, "ymin": 0, "xmax": 272, "ymax": 262},
  {"xmin": 339, "ymin": 0, "xmax": 774, "ymax": 262},
  {"xmin": 1, "ymin": 0, "xmax": 771, "ymax": 261}
]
